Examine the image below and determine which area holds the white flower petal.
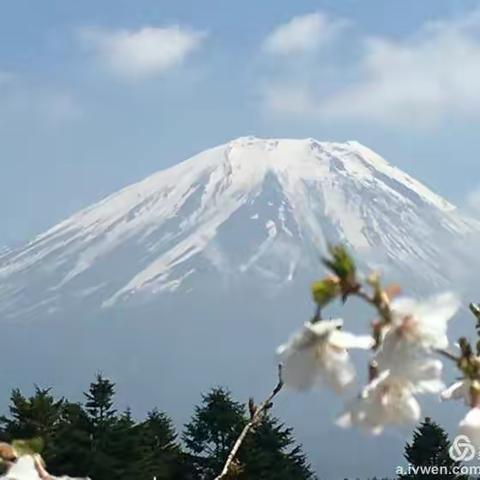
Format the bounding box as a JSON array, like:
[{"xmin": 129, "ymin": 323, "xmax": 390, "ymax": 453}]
[
  {"xmin": 336, "ymin": 411, "xmax": 353, "ymax": 429},
  {"xmin": 407, "ymin": 358, "xmax": 445, "ymax": 394},
  {"xmin": 322, "ymin": 347, "xmax": 355, "ymax": 392},
  {"xmin": 277, "ymin": 320, "xmax": 364, "ymax": 392},
  {"xmin": 417, "ymin": 379, "xmax": 446, "ymax": 394},
  {"xmin": 391, "ymin": 292, "xmax": 459, "ymax": 350},
  {"xmin": 337, "ymin": 373, "xmax": 421, "ymax": 434},
  {"xmin": 397, "ymin": 393, "xmax": 421, "ymax": 425},
  {"xmin": 281, "ymin": 348, "xmax": 319, "ymax": 391},
  {"xmin": 441, "ymin": 380, "xmax": 469, "ymax": 402},
  {"xmin": 308, "ymin": 318, "xmax": 343, "ymax": 336},
  {"xmin": 459, "ymin": 408, "xmax": 480, "ymax": 450},
  {"xmin": 0, "ymin": 455, "xmax": 88, "ymax": 480},
  {"xmin": 329, "ymin": 330, "xmax": 374, "ymax": 350},
  {"xmin": 375, "ymin": 332, "xmax": 420, "ymax": 370},
  {"xmin": 375, "ymin": 338, "xmax": 445, "ymax": 394},
  {"xmin": 414, "ymin": 292, "xmax": 460, "ymax": 328}
]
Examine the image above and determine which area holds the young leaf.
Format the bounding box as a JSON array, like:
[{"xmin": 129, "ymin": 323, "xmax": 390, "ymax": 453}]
[
  {"xmin": 322, "ymin": 245, "xmax": 356, "ymax": 282},
  {"xmin": 311, "ymin": 278, "xmax": 340, "ymax": 307},
  {"xmin": 12, "ymin": 438, "xmax": 44, "ymax": 456}
]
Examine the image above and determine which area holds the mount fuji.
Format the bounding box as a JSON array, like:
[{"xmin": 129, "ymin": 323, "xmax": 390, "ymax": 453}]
[
  {"xmin": 0, "ymin": 137, "xmax": 476, "ymax": 322},
  {"xmin": 1, "ymin": 137, "xmax": 479, "ymax": 479}
]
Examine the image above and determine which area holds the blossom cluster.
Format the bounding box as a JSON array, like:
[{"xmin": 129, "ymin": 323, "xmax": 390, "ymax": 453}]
[
  {"xmin": 0, "ymin": 442, "xmax": 88, "ymax": 480},
  {"xmin": 277, "ymin": 245, "xmax": 480, "ymax": 448}
]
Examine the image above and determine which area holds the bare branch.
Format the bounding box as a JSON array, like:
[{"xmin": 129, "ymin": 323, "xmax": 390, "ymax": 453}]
[
  {"xmin": 213, "ymin": 365, "xmax": 284, "ymax": 480},
  {"xmin": 34, "ymin": 455, "xmax": 53, "ymax": 480},
  {"xmin": 435, "ymin": 348, "xmax": 459, "ymax": 363}
]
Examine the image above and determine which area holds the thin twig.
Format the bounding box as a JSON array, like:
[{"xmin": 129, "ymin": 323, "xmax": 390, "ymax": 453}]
[
  {"xmin": 213, "ymin": 365, "xmax": 284, "ymax": 480},
  {"xmin": 435, "ymin": 348, "xmax": 459, "ymax": 363},
  {"xmin": 34, "ymin": 455, "xmax": 53, "ymax": 480},
  {"xmin": 352, "ymin": 288, "xmax": 375, "ymax": 306}
]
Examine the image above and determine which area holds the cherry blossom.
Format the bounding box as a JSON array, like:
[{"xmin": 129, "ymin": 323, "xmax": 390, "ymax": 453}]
[
  {"xmin": 336, "ymin": 371, "xmax": 421, "ymax": 434},
  {"xmin": 384, "ymin": 292, "xmax": 460, "ymax": 351},
  {"xmin": 0, "ymin": 455, "xmax": 89, "ymax": 480},
  {"xmin": 277, "ymin": 319, "xmax": 373, "ymax": 392},
  {"xmin": 459, "ymin": 408, "xmax": 480, "ymax": 450}
]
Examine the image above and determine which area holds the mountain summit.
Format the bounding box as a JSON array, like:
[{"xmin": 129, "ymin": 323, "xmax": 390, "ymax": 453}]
[{"xmin": 0, "ymin": 137, "xmax": 475, "ymax": 320}]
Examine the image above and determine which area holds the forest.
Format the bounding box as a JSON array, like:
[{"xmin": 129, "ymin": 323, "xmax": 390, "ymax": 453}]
[{"xmin": 0, "ymin": 373, "xmax": 468, "ymax": 479}]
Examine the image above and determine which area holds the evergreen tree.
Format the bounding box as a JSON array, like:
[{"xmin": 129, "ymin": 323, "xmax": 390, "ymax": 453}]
[
  {"xmin": 107, "ymin": 408, "xmax": 147, "ymax": 480},
  {"xmin": 84, "ymin": 373, "xmax": 116, "ymax": 428},
  {"xmin": 138, "ymin": 409, "xmax": 187, "ymax": 479},
  {"xmin": 400, "ymin": 417, "xmax": 466, "ymax": 480},
  {"xmin": 183, "ymin": 388, "xmax": 246, "ymax": 479},
  {"xmin": 0, "ymin": 379, "xmax": 316, "ymax": 480},
  {"xmin": 0, "ymin": 386, "xmax": 64, "ymax": 465},
  {"xmin": 83, "ymin": 373, "xmax": 120, "ymax": 480},
  {"xmin": 241, "ymin": 415, "xmax": 315, "ymax": 479},
  {"xmin": 183, "ymin": 387, "xmax": 314, "ymax": 480},
  {"xmin": 48, "ymin": 402, "xmax": 92, "ymax": 477}
]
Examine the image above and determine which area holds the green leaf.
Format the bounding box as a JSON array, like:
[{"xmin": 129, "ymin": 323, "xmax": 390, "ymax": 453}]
[
  {"xmin": 322, "ymin": 245, "xmax": 356, "ymax": 281},
  {"xmin": 311, "ymin": 279, "xmax": 339, "ymax": 307},
  {"xmin": 12, "ymin": 438, "xmax": 44, "ymax": 456}
]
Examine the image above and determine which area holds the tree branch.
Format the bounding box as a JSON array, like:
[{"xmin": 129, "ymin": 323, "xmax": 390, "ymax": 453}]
[
  {"xmin": 435, "ymin": 348, "xmax": 459, "ymax": 363},
  {"xmin": 213, "ymin": 365, "xmax": 284, "ymax": 480}
]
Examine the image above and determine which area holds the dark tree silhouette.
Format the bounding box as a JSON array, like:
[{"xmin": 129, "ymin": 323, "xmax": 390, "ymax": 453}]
[
  {"xmin": 0, "ymin": 386, "xmax": 64, "ymax": 465},
  {"xmin": 183, "ymin": 387, "xmax": 246, "ymax": 478},
  {"xmin": 400, "ymin": 417, "xmax": 466, "ymax": 480},
  {"xmin": 183, "ymin": 387, "xmax": 314, "ymax": 479},
  {"xmin": 0, "ymin": 378, "xmax": 316, "ymax": 479}
]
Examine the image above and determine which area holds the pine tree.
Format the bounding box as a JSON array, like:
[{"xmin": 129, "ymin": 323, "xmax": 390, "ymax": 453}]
[
  {"xmin": 83, "ymin": 373, "xmax": 120, "ymax": 480},
  {"xmin": 0, "ymin": 379, "xmax": 315, "ymax": 480},
  {"xmin": 0, "ymin": 386, "xmax": 64, "ymax": 465},
  {"xmin": 400, "ymin": 417, "xmax": 466, "ymax": 480},
  {"xmin": 84, "ymin": 373, "xmax": 117, "ymax": 429},
  {"xmin": 240, "ymin": 415, "xmax": 315, "ymax": 479},
  {"xmin": 138, "ymin": 409, "xmax": 187, "ymax": 479},
  {"xmin": 48, "ymin": 402, "xmax": 92, "ymax": 477},
  {"xmin": 183, "ymin": 387, "xmax": 314, "ymax": 480},
  {"xmin": 183, "ymin": 387, "xmax": 246, "ymax": 479},
  {"xmin": 107, "ymin": 408, "xmax": 148, "ymax": 480}
]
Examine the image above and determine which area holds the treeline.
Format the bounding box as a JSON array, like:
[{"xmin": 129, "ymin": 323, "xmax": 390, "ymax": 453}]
[
  {"xmin": 0, "ymin": 374, "xmax": 315, "ymax": 480},
  {"xmin": 0, "ymin": 375, "xmax": 467, "ymax": 479}
]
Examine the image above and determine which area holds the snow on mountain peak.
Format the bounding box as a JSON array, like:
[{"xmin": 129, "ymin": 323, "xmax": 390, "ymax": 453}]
[{"xmin": 0, "ymin": 137, "xmax": 474, "ymax": 320}]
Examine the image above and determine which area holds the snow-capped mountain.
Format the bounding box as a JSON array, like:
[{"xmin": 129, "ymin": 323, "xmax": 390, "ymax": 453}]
[
  {"xmin": 2, "ymin": 137, "xmax": 479, "ymax": 480},
  {"xmin": 0, "ymin": 137, "xmax": 477, "ymax": 321}
]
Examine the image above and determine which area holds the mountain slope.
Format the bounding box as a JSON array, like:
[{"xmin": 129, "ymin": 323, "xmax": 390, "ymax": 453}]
[
  {"xmin": 0, "ymin": 137, "xmax": 476, "ymax": 321},
  {"xmin": 1, "ymin": 137, "xmax": 479, "ymax": 479}
]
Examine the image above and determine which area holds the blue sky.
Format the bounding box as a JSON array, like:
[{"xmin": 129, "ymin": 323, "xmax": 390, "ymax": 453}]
[{"xmin": 1, "ymin": 0, "xmax": 480, "ymax": 246}]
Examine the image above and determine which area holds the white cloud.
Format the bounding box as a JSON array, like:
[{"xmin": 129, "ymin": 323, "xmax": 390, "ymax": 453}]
[
  {"xmin": 263, "ymin": 12, "xmax": 346, "ymax": 55},
  {"xmin": 262, "ymin": 8, "xmax": 480, "ymax": 127},
  {"xmin": 321, "ymin": 20, "xmax": 480, "ymax": 126},
  {"xmin": 467, "ymin": 187, "xmax": 480, "ymax": 213},
  {"xmin": 81, "ymin": 25, "xmax": 207, "ymax": 80}
]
